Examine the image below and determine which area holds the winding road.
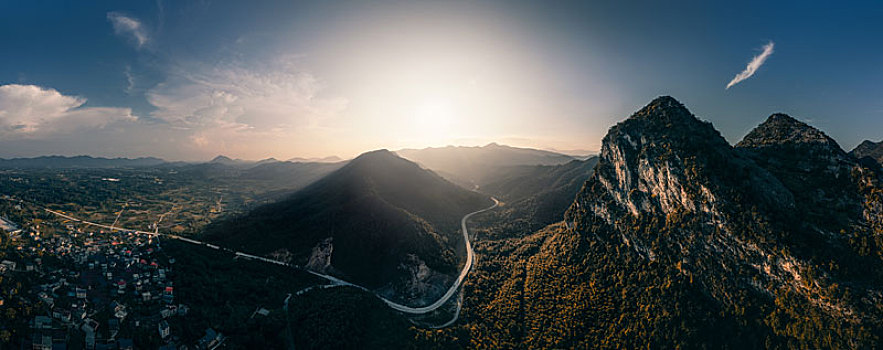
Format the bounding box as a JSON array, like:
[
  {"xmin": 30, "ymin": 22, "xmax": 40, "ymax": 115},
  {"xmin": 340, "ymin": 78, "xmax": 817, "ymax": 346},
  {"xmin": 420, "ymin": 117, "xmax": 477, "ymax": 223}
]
[
  {"xmin": 380, "ymin": 198, "xmax": 498, "ymax": 313},
  {"xmin": 43, "ymin": 197, "xmax": 499, "ymax": 315}
]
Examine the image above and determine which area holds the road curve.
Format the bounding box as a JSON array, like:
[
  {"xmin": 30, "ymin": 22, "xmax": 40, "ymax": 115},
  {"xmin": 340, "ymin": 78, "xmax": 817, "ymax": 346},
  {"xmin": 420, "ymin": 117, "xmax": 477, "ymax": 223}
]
[
  {"xmin": 379, "ymin": 198, "xmax": 498, "ymax": 314},
  {"xmin": 43, "ymin": 197, "xmax": 499, "ymax": 315}
]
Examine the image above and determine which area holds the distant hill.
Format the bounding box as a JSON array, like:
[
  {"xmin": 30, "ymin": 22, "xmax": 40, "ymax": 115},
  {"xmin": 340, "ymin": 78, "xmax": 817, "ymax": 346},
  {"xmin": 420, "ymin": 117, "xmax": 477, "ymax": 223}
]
[
  {"xmin": 395, "ymin": 143, "xmax": 576, "ymax": 185},
  {"xmin": 0, "ymin": 155, "xmax": 166, "ymax": 169},
  {"xmin": 543, "ymin": 148, "xmax": 597, "ymax": 159},
  {"xmin": 204, "ymin": 155, "xmax": 342, "ymax": 168},
  {"xmin": 288, "ymin": 155, "xmax": 343, "ymax": 163},
  {"xmin": 254, "ymin": 157, "xmax": 280, "ymax": 166},
  {"xmin": 203, "ymin": 150, "xmax": 492, "ymax": 305},
  {"xmin": 207, "ymin": 155, "xmax": 256, "ymax": 167}
]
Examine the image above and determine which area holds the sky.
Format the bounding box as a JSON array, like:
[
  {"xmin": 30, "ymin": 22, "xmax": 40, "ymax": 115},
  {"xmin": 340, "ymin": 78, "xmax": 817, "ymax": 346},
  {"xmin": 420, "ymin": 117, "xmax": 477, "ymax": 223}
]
[{"xmin": 1, "ymin": 0, "xmax": 882, "ymax": 161}]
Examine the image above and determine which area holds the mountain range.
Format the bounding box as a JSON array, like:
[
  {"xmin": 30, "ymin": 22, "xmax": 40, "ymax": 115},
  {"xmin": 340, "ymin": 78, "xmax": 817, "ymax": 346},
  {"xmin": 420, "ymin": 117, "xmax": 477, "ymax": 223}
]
[
  {"xmin": 203, "ymin": 149, "xmax": 493, "ymax": 305},
  {"xmin": 9, "ymin": 98, "xmax": 881, "ymax": 347},
  {"xmin": 446, "ymin": 96, "xmax": 883, "ymax": 348},
  {"xmin": 196, "ymin": 97, "xmax": 883, "ymax": 348},
  {"xmin": 288, "ymin": 156, "xmax": 344, "ymax": 163},
  {"xmin": 0, "ymin": 155, "xmax": 166, "ymax": 169}
]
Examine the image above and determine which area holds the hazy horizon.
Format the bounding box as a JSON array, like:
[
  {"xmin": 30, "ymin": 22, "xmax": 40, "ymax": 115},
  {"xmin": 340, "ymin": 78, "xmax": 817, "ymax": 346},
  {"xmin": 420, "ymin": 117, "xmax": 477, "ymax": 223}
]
[{"xmin": 0, "ymin": 140, "xmax": 598, "ymax": 163}]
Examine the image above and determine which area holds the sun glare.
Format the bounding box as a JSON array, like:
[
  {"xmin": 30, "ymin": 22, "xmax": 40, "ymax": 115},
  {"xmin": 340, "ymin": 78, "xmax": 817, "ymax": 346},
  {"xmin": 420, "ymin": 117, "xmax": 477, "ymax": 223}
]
[{"xmin": 412, "ymin": 97, "xmax": 455, "ymax": 142}]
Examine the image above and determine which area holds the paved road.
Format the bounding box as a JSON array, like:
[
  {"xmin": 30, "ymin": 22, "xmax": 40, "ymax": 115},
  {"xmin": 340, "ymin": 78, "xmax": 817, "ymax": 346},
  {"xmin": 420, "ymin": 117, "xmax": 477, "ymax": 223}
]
[
  {"xmin": 44, "ymin": 197, "xmax": 499, "ymax": 315},
  {"xmin": 379, "ymin": 198, "xmax": 498, "ymax": 313}
]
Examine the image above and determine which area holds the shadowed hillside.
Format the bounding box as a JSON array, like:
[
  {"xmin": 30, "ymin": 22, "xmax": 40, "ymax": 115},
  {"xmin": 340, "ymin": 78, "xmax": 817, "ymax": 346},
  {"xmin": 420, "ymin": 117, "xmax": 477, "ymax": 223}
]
[
  {"xmin": 203, "ymin": 149, "xmax": 492, "ymax": 305},
  {"xmin": 474, "ymin": 158, "xmax": 599, "ymax": 238}
]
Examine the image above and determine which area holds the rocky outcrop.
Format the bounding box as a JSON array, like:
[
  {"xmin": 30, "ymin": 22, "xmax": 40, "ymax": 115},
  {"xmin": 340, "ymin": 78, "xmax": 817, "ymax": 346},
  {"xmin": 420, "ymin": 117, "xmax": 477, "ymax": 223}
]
[
  {"xmin": 562, "ymin": 96, "xmax": 883, "ymax": 343},
  {"xmin": 305, "ymin": 237, "xmax": 334, "ymax": 274},
  {"xmin": 737, "ymin": 113, "xmax": 877, "ymax": 240},
  {"xmin": 737, "ymin": 113, "xmax": 844, "ymax": 150},
  {"xmin": 851, "ymin": 139, "xmax": 883, "ymax": 164},
  {"xmin": 566, "ymin": 97, "xmax": 793, "ymax": 257},
  {"xmin": 397, "ymin": 254, "xmax": 435, "ymax": 299}
]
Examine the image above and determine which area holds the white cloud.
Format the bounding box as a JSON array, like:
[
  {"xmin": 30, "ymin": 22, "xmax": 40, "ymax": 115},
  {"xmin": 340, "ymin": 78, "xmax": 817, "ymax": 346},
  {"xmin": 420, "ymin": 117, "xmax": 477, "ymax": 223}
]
[
  {"xmin": 107, "ymin": 12, "xmax": 149, "ymax": 49},
  {"xmin": 146, "ymin": 59, "xmax": 348, "ymax": 151},
  {"xmin": 0, "ymin": 84, "xmax": 136, "ymax": 138},
  {"xmin": 726, "ymin": 41, "xmax": 775, "ymax": 89}
]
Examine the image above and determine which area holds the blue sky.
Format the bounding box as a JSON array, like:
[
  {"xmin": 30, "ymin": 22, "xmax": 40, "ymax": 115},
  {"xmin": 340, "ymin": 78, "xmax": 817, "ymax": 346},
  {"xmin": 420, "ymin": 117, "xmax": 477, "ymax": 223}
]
[{"xmin": 1, "ymin": 0, "xmax": 881, "ymax": 160}]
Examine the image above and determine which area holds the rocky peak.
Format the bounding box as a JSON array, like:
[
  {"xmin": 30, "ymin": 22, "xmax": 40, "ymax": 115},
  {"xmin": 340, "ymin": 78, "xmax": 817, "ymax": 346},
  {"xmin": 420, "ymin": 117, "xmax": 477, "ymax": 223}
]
[
  {"xmin": 854, "ymin": 139, "xmax": 882, "ymax": 152},
  {"xmin": 736, "ymin": 114, "xmax": 876, "ymax": 238},
  {"xmin": 569, "ymin": 96, "xmax": 791, "ymax": 240},
  {"xmin": 737, "ymin": 113, "xmax": 855, "ymax": 198},
  {"xmin": 851, "ymin": 139, "xmax": 883, "ymax": 164},
  {"xmin": 210, "ymin": 155, "xmax": 234, "ymax": 163},
  {"xmin": 602, "ymin": 96, "xmax": 729, "ymax": 157},
  {"xmin": 338, "ymin": 149, "xmax": 426, "ymax": 185},
  {"xmin": 563, "ymin": 96, "xmax": 883, "ymax": 341},
  {"xmin": 351, "ymin": 149, "xmax": 395, "ymax": 161},
  {"xmin": 626, "ymin": 96, "xmax": 699, "ymax": 126},
  {"xmin": 601, "ymin": 96, "xmax": 727, "ymax": 156},
  {"xmin": 736, "ymin": 113, "xmax": 844, "ymax": 153}
]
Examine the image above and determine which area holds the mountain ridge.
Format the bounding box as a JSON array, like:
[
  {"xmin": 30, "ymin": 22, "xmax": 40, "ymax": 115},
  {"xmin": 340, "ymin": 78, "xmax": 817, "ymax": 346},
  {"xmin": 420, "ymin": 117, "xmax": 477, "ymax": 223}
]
[
  {"xmin": 395, "ymin": 143, "xmax": 577, "ymax": 186},
  {"xmin": 851, "ymin": 139, "xmax": 883, "ymax": 165},
  {"xmin": 447, "ymin": 96, "xmax": 883, "ymax": 348},
  {"xmin": 0, "ymin": 155, "xmax": 166, "ymax": 169},
  {"xmin": 203, "ymin": 149, "xmax": 492, "ymax": 305}
]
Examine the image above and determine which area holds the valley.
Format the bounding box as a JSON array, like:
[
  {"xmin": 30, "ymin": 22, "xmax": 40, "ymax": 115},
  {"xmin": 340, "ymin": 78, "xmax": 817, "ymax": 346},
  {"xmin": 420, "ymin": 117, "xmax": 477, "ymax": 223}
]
[
  {"xmin": 0, "ymin": 147, "xmax": 560, "ymax": 348},
  {"xmin": 5, "ymin": 2, "xmax": 882, "ymax": 348}
]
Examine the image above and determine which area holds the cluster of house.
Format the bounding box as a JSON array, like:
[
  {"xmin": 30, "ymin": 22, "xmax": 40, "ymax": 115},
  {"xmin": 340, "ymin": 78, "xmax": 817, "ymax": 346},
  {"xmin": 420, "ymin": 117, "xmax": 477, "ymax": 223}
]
[{"xmin": 1, "ymin": 217, "xmax": 225, "ymax": 350}]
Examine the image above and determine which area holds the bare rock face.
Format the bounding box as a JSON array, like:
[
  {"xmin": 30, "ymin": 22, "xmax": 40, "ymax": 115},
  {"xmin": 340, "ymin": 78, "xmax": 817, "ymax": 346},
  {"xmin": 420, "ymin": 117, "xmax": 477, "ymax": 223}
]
[
  {"xmin": 397, "ymin": 254, "xmax": 433, "ymax": 298},
  {"xmin": 567, "ymin": 97, "xmax": 793, "ymax": 260},
  {"xmin": 564, "ymin": 96, "xmax": 883, "ymax": 336},
  {"xmin": 374, "ymin": 253, "xmax": 453, "ymax": 307},
  {"xmin": 305, "ymin": 237, "xmax": 334, "ymax": 274}
]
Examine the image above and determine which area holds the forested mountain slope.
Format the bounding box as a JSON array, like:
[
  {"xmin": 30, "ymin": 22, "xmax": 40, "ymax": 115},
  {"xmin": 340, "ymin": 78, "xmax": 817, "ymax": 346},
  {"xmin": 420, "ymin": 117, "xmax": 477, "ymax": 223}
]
[
  {"xmin": 427, "ymin": 96, "xmax": 883, "ymax": 348},
  {"xmin": 204, "ymin": 150, "xmax": 492, "ymax": 305},
  {"xmin": 473, "ymin": 158, "xmax": 598, "ymax": 238}
]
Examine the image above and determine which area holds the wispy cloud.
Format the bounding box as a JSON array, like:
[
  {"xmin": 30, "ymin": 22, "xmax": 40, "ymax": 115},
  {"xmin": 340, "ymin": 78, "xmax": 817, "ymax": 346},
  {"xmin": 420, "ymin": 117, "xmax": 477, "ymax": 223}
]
[
  {"xmin": 146, "ymin": 58, "xmax": 348, "ymax": 153},
  {"xmin": 726, "ymin": 41, "xmax": 774, "ymax": 89},
  {"xmin": 107, "ymin": 12, "xmax": 149, "ymax": 49},
  {"xmin": 124, "ymin": 65, "xmax": 136, "ymax": 94}
]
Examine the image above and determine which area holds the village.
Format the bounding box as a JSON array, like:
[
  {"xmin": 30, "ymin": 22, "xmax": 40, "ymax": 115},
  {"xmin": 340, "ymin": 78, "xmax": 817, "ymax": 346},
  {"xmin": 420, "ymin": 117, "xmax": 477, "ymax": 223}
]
[{"xmin": 0, "ymin": 206, "xmax": 226, "ymax": 349}]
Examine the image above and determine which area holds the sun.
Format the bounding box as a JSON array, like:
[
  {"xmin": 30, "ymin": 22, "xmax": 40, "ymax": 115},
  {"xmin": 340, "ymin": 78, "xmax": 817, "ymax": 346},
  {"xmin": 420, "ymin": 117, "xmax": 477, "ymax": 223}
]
[{"xmin": 412, "ymin": 96, "xmax": 455, "ymax": 141}]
